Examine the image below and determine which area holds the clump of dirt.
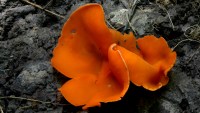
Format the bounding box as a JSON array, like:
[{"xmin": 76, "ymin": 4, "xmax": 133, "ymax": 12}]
[{"xmin": 0, "ymin": 0, "xmax": 200, "ymax": 113}]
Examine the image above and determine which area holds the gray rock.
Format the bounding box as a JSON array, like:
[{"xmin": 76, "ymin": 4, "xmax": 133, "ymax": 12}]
[
  {"xmin": 0, "ymin": 0, "xmax": 7, "ymax": 6},
  {"xmin": 110, "ymin": 9, "xmax": 129, "ymax": 28},
  {"xmin": 130, "ymin": 5, "xmax": 167, "ymax": 35},
  {"xmin": 159, "ymin": 99, "xmax": 182, "ymax": 113},
  {"xmin": 109, "ymin": 4, "xmax": 171, "ymax": 36},
  {"xmin": 0, "ymin": 5, "xmax": 35, "ymax": 40},
  {"xmin": 25, "ymin": 13, "xmax": 46, "ymax": 27},
  {"xmin": 177, "ymin": 73, "xmax": 200, "ymax": 113},
  {"xmin": 11, "ymin": 61, "xmax": 53, "ymax": 94},
  {"xmin": 0, "ymin": 5, "xmax": 35, "ymax": 21},
  {"xmin": 165, "ymin": 43, "xmax": 200, "ymax": 113},
  {"xmin": 7, "ymin": 18, "xmax": 27, "ymax": 39}
]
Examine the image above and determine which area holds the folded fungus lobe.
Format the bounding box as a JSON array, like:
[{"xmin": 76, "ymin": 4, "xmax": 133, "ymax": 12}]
[{"xmin": 51, "ymin": 3, "xmax": 176, "ymax": 109}]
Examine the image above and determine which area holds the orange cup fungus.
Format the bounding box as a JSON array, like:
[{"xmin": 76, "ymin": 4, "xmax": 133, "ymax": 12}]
[{"xmin": 51, "ymin": 3, "xmax": 176, "ymax": 109}]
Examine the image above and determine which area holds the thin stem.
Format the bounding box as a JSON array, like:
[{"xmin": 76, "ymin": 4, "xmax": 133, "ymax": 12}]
[
  {"xmin": 20, "ymin": 0, "xmax": 65, "ymax": 19},
  {"xmin": 172, "ymin": 39, "xmax": 200, "ymax": 51},
  {"xmin": 0, "ymin": 96, "xmax": 68, "ymax": 106}
]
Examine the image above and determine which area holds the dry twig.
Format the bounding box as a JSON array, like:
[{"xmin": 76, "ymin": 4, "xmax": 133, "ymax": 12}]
[
  {"xmin": 172, "ymin": 39, "xmax": 200, "ymax": 51},
  {"xmin": 122, "ymin": 0, "xmax": 138, "ymax": 33},
  {"xmin": 126, "ymin": 13, "xmax": 137, "ymax": 35},
  {"xmin": 156, "ymin": 3, "xmax": 175, "ymax": 30},
  {"xmin": 184, "ymin": 24, "xmax": 200, "ymax": 40},
  {"xmin": 148, "ymin": 1, "xmax": 175, "ymax": 30},
  {"xmin": 0, "ymin": 96, "xmax": 68, "ymax": 106},
  {"xmin": 106, "ymin": 20, "xmax": 116, "ymax": 29},
  {"xmin": 20, "ymin": 0, "xmax": 65, "ymax": 19},
  {"xmin": 0, "ymin": 105, "xmax": 3, "ymax": 113},
  {"xmin": 43, "ymin": 0, "xmax": 53, "ymax": 8}
]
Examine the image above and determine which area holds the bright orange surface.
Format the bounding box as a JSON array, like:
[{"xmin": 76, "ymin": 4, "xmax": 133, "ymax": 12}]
[{"xmin": 51, "ymin": 3, "xmax": 176, "ymax": 109}]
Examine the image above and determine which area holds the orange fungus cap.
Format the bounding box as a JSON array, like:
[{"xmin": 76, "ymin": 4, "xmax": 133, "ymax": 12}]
[
  {"xmin": 51, "ymin": 3, "xmax": 130, "ymax": 109},
  {"xmin": 51, "ymin": 3, "xmax": 177, "ymax": 110}
]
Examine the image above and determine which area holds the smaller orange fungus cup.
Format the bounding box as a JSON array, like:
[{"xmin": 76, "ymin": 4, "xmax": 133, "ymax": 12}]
[
  {"xmin": 51, "ymin": 3, "xmax": 176, "ymax": 109},
  {"xmin": 112, "ymin": 35, "xmax": 176, "ymax": 91}
]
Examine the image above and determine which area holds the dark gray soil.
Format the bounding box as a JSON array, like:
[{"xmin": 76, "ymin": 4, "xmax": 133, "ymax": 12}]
[{"xmin": 0, "ymin": 0, "xmax": 200, "ymax": 113}]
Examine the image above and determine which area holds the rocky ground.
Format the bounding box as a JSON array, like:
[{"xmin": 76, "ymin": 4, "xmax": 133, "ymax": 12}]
[{"xmin": 0, "ymin": 0, "xmax": 200, "ymax": 113}]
